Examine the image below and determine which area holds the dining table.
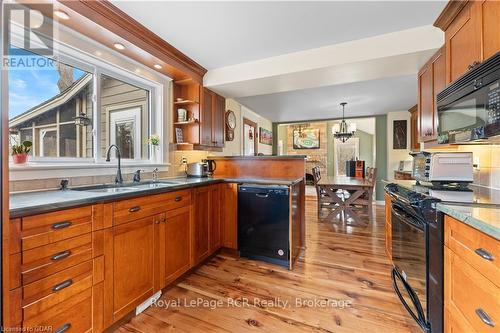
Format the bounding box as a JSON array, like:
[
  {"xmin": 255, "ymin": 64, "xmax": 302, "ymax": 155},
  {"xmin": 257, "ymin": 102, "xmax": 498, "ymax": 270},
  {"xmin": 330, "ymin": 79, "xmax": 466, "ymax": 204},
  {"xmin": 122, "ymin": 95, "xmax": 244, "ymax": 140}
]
[{"xmin": 317, "ymin": 175, "xmax": 375, "ymax": 221}]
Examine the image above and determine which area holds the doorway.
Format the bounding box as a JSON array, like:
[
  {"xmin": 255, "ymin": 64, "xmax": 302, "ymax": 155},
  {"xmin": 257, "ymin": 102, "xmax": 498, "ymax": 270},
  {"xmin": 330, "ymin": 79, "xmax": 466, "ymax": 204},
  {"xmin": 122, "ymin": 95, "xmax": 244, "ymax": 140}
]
[
  {"xmin": 243, "ymin": 118, "xmax": 258, "ymax": 156},
  {"xmin": 109, "ymin": 107, "xmax": 142, "ymax": 160}
]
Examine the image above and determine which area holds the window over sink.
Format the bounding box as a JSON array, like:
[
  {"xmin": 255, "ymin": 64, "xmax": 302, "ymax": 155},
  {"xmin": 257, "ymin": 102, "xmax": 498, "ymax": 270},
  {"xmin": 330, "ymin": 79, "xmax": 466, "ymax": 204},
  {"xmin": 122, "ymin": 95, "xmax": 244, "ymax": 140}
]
[{"xmin": 7, "ymin": 27, "xmax": 166, "ymax": 168}]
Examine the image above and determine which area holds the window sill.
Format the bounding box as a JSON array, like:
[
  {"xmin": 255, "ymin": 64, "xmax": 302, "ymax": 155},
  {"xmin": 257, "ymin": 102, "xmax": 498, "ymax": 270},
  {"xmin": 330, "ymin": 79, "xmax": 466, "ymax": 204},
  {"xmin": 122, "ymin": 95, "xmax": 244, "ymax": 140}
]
[{"xmin": 9, "ymin": 162, "xmax": 171, "ymax": 181}]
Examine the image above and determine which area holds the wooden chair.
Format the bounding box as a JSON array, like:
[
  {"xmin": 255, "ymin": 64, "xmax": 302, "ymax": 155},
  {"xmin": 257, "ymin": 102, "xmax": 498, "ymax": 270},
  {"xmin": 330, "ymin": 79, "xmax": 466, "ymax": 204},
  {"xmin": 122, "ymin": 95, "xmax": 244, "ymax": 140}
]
[
  {"xmin": 352, "ymin": 167, "xmax": 377, "ymax": 213},
  {"xmin": 312, "ymin": 166, "xmax": 333, "ymax": 218}
]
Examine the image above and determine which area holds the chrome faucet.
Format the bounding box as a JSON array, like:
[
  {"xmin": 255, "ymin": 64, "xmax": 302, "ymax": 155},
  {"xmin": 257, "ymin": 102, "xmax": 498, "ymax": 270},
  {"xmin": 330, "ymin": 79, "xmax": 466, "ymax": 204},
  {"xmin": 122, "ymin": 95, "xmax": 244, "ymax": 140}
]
[{"xmin": 105, "ymin": 144, "xmax": 124, "ymax": 184}]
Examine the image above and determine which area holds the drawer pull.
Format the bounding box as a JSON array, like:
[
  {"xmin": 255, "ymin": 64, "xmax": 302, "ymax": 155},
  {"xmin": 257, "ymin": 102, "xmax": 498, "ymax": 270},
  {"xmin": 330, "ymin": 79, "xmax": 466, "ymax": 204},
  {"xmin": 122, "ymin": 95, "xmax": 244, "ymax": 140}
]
[
  {"xmin": 52, "ymin": 279, "xmax": 73, "ymax": 292},
  {"xmin": 475, "ymin": 308, "xmax": 495, "ymax": 327},
  {"xmin": 475, "ymin": 248, "xmax": 494, "ymax": 261},
  {"xmin": 54, "ymin": 323, "xmax": 71, "ymax": 333},
  {"xmin": 52, "ymin": 221, "xmax": 72, "ymax": 230},
  {"xmin": 175, "ymin": 196, "xmax": 182, "ymax": 202},
  {"xmin": 51, "ymin": 250, "xmax": 71, "ymax": 261},
  {"xmin": 129, "ymin": 206, "xmax": 141, "ymax": 213}
]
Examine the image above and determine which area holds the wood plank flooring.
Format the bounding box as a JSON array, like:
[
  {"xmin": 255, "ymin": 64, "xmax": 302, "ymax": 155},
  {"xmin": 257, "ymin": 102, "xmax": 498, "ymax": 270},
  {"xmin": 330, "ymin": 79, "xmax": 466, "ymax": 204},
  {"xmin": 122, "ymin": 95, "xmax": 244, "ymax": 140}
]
[{"xmin": 113, "ymin": 196, "xmax": 420, "ymax": 333}]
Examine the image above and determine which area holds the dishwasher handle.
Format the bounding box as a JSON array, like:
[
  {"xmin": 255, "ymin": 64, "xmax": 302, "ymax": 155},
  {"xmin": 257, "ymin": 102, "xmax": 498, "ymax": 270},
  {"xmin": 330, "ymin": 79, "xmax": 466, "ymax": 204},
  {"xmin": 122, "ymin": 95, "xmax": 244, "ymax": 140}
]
[{"xmin": 255, "ymin": 193, "xmax": 269, "ymax": 198}]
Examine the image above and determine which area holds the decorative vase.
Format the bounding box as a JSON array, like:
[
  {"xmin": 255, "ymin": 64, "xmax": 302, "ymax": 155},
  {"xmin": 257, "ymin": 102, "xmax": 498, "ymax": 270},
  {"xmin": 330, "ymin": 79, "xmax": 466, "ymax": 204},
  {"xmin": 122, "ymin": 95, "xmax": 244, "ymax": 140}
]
[
  {"xmin": 12, "ymin": 153, "xmax": 28, "ymax": 164},
  {"xmin": 151, "ymin": 146, "xmax": 159, "ymax": 163}
]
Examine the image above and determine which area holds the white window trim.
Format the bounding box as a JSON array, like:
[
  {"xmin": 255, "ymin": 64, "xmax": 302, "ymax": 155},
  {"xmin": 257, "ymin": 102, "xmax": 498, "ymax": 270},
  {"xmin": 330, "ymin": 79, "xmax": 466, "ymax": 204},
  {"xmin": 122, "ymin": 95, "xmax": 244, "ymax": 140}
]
[{"xmin": 7, "ymin": 17, "xmax": 171, "ymax": 178}]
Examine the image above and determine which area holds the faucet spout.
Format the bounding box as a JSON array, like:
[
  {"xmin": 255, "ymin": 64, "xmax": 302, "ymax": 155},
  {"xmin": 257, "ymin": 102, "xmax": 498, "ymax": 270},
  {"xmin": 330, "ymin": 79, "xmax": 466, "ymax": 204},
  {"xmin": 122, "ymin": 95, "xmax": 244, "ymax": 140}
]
[{"xmin": 106, "ymin": 144, "xmax": 123, "ymax": 184}]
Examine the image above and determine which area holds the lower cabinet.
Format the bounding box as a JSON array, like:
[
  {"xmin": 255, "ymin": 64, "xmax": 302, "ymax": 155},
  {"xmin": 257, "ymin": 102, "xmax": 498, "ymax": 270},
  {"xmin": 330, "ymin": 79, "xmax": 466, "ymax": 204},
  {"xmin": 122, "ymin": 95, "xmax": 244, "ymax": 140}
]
[
  {"xmin": 111, "ymin": 214, "xmax": 160, "ymax": 320},
  {"xmin": 192, "ymin": 184, "xmax": 222, "ymax": 264},
  {"xmin": 164, "ymin": 206, "xmax": 192, "ymax": 285},
  {"xmin": 5, "ymin": 185, "xmax": 225, "ymax": 333},
  {"xmin": 384, "ymin": 193, "xmax": 392, "ymax": 260},
  {"xmin": 444, "ymin": 215, "xmax": 499, "ymax": 333}
]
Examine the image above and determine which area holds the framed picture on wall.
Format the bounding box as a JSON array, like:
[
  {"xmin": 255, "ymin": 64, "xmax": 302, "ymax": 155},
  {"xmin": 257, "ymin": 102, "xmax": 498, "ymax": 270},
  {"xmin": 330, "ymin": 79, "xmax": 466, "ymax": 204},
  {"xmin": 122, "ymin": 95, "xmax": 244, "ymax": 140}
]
[
  {"xmin": 259, "ymin": 127, "xmax": 273, "ymax": 145},
  {"xmin": 393, "ymin": 120, "xmax": 407, "ymax": 150},
  {"xmin": 293, "ymin": 128, "xmax": 320, "ymax": 149}
]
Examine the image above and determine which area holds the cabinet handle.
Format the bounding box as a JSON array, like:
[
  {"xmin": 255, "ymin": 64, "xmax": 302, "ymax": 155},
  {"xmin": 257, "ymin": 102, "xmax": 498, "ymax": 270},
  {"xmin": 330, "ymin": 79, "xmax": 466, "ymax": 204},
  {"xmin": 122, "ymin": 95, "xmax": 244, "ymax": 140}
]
[
  {"xmin": 54, "ymin": 323, "xmax": 71, "ymax": 333},
  {"xmin": 175, "ymin": 196, "xmax": 182, "ymax": 202},
  {"xmin": 52, "ymin": 279, "xmax": 73, "ymax": 292},
  {"xmin": 129, "ymin": 206, "xmax": 141, "ymax": 213},
  {"xmin": 475, "ymin": 308, "xmax": 495, "ymax": 327},
  {"xmin": 475, "ymin": 248, "xmax": 494, "ymax": 261},
  {"xmin": 52, "ymin": 221, "xmax": 72, "ymax": 230},
  {"xmin": 51, "ymin": 250, "xmax": 71, "ymax": 261}
]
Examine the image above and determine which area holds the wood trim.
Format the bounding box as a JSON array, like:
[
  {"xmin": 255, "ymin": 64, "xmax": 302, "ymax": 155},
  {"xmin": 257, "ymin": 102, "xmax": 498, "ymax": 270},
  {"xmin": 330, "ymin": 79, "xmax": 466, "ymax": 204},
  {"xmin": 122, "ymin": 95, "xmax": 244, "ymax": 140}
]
[
  {"xmin": 434, "ymin": 0, "xmax": 469, "ymax": 31},
  {"xmin": 2, "ymin": 1, "xmax": 11, "ymax": 326},
  {"xmin": 243, "ymin": 118, "xmax": 258, "ymax": 155},
  {"xmin": 58, "ymin": 0, "xmax": 207, "ymax": 81}
]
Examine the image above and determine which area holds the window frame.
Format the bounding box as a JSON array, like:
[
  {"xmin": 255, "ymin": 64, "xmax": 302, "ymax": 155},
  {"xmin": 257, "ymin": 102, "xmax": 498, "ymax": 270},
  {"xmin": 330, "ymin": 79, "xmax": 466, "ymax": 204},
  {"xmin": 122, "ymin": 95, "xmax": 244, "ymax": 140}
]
[{"xmin": 7, "ymin": 22, "xmax": 166, "ymax": 167}]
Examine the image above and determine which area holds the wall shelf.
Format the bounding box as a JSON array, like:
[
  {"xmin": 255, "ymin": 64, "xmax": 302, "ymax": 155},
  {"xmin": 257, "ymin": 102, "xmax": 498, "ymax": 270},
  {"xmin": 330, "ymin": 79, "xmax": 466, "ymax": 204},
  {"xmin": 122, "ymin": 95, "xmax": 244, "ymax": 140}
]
[
  {"xmin": 174, "ymin": 100, "xmax": 199, "ymax": 105},
  {"xmin": 174, "ymin": 119, "xmax": 199, "ymax": 125}
]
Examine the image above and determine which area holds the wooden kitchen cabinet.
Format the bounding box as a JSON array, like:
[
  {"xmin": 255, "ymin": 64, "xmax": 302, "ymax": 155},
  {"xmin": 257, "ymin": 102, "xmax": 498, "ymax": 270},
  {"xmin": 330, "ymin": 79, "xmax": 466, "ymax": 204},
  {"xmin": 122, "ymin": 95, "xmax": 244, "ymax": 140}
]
[
  {"xmin": 221, "ymin": 183, "xmax": 238, "ymax": 250},
  {"xmin": 192, "ymin": 184, "xmax": 222, "ymax": 264},
  {"xmin": 163, "ymin": 206, "xmax": 192, "ymax": 285},
  {"xmin": 444, "ymin": 215, "xmax": 499, "ymax": 332},
  {"xmin": 439, "ymin": 0, "xmax": 500, "ymax": 84},
  {"xmin": 209, "ymin": 184, "xmax": 222, "ymax": 252},
  {"xmin": 193, "ymin": 186, "xmax": 211, "ymax": 263},
  {"xmin": 201, "ymin": 88, "xmax": 225, "ymax": 148},
  {"xmin": 111, "ymin": 214, "xmax": 159, "ymax": 320},
  {"xmin": 418, "ymin": 46, "xmax": 445, "ymax": 143},
  {"xmin": 384, "ymin": 193, "xmax": 392, "ymax": 260}
]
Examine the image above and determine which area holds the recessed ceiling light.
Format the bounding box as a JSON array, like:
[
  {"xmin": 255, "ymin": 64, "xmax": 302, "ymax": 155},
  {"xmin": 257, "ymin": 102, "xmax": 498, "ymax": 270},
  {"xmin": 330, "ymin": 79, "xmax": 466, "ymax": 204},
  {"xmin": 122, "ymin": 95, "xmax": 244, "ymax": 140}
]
[
  {"xmin": 113, "ymin": 43, "xmax": 125, "ymax": 50},
  {"xmin": 54, "ymin": 10, "xmax": 70, "ymax": 20},
  {"xmin": 154, "ymin": 64, "xmax": 162, "ymax": 69}
]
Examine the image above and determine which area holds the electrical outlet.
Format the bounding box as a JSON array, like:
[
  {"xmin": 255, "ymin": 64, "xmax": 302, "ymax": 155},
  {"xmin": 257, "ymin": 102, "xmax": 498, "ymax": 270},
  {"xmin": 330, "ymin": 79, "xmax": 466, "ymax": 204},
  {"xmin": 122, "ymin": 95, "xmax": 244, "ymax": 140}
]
[{"xmin": 181, "ymin": 156, "xmax": 188, "ymax": 165}]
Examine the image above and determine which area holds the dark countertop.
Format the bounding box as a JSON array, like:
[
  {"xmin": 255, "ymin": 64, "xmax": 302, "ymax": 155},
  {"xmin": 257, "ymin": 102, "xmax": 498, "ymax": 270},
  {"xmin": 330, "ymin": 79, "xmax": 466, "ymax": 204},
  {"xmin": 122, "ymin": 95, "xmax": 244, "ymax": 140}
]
[
  {"xmin": 207, "ymin": 155, "xmax": 306, "ymax": 159},
  {"xmin": 9, "ymin": 176, "xmax": 303, "ymax": 218}
]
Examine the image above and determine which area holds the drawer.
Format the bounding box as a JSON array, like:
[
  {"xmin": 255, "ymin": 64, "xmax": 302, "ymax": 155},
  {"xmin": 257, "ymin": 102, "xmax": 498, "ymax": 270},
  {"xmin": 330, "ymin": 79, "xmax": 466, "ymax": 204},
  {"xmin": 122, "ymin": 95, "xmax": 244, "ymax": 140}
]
[
  {"xmin": 23, "ymin": 288, "xmax": 92, "ymax": 333},
  {"xmin": 20, "ymin": 206, "xmax": 93, "ymax": 252},
  {"xmin": 21, "ymin": 260, "xmax": 93, "ymax": 320},
  {"xmin": 113, "ymin": 189, "xmax": 191, "ymax": 225},
  {"xmin": 445, "ymin": 247, "xmax": 499, "ymax": 333},
  {"xmin": 19, "ymin": 233, "xmax": 93, "ymax": 285},
  {"xmin": 445, "ymin": 215, "xmax": 499, "ymax": 286}
]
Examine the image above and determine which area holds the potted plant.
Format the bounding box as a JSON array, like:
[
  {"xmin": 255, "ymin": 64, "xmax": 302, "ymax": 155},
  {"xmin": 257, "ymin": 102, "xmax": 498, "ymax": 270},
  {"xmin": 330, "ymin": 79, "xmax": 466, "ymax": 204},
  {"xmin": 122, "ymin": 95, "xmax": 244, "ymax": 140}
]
[
  {"xmin": 148, "ymin": 134, "xmax": 160, "ymax": 162},
  {"xmin": 11, "ymin": 141, "xmax": 32, "ymax": 164}
]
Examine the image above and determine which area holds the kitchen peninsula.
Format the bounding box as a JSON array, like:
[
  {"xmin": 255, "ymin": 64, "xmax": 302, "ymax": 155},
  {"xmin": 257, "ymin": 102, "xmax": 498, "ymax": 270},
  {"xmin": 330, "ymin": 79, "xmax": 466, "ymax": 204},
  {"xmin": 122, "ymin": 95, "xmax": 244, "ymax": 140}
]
[{"xmin": 6, "ymin": 156, "xmax": 305, "ymax": 332}]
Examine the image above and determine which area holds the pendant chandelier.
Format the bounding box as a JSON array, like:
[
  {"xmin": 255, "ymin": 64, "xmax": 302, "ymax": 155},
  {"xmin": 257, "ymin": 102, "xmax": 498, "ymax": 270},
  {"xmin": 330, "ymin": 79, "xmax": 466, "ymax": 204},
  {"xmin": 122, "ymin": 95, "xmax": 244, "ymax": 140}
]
[
  {"xmin": 294, "ymin": 123, "xmax": 310, "ymax": 138},
  {"xmin": 332, "ymin": 102, "xmax": 356, "ymax": 143}
]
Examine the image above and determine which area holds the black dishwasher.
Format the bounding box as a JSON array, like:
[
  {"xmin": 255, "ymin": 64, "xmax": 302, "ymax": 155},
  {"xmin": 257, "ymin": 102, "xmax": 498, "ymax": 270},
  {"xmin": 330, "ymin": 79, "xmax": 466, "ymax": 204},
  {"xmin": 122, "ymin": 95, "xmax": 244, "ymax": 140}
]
[{"xmin": 238, "ymin": 184, "xmax": 290, "ymax": 267}]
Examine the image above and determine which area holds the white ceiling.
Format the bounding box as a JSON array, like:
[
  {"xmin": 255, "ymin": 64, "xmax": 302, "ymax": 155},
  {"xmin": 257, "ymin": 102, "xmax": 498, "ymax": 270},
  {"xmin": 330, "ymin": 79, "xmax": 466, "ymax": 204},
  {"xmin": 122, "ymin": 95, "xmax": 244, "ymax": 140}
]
[
  {"xmin": 112, "ymin": 1, "xmax": 447, "ymax": 69},
  {"xmin": 237, "ymin": 75, "xmax": 417, "ymax": 122}
]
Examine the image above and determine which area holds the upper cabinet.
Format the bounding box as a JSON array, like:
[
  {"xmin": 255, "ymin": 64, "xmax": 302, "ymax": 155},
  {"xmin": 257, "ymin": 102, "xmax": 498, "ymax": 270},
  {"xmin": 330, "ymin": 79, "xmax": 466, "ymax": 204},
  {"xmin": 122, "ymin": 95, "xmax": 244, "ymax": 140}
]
[
  {"xmin": 201, "ymin": 88, "xmax": 225, "ymax": 149},
  {"xmin": 437, "ymin": 0, "xmax": 500, "ymax": 84},
  {"xmin": 418, "ymin": 46, "xmax": 445, "ymax": 143},
  {"xmin": 172, "ymin": 80, "xmax": 225, "ymax": 151}
]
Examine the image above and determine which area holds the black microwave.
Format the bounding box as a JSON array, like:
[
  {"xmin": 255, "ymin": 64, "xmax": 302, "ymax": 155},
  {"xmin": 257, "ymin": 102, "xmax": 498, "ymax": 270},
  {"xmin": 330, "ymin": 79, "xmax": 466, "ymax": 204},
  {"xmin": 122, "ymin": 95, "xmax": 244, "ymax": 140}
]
[{"xmin": 436, "ymin": 52, "xmax": 500, "ymax": 144}]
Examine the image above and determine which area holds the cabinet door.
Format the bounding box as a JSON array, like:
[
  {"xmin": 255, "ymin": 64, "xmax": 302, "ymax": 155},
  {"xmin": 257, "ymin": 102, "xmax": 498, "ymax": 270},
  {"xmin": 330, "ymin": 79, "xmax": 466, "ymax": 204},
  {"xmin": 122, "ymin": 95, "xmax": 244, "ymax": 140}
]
[
  {"xmin": 201, "ymin": 88, "xmax": 213, "ymax": 146},
  {"xmin": 432, "ymin": 48, "xmax": 446, "ymax": 137},
  {"xmin": 213, "ymin": 94, "xmax": 225, "ymax": 148},
  {"xmin": 445, "ymin": 2, "xmax": 482, "ymax": 83},
  {"xmin": 418, "ymin": 63, "xmax": 434, "ymax": 142},
  {"xmin": 384, "ymin": 193, "xmax": 392, "ymax": 260},
  {"xmin": 193, "ymin": 186, "xmax": 210, "ymax": 263},
  {"xmin": 221, "ymin": 183, "xmax": 238, "ymax": 250},
  {"xmin": 480, "ymin": 0, "xmax": 500, "ymax": 60},
  {"xmin": 164, "ymin": 206, "xmax": 191, "ymax": 285},
  {"xmin": 112, "ymin": 215, "xmax": 157, "ymax": 319},
  {"xmin": 209, "ymin": 185, "xmax": 221, "ymax": 252},
  {"xmin": 409, "ymin": 105, "xmax": 419, "ymax": 151}
]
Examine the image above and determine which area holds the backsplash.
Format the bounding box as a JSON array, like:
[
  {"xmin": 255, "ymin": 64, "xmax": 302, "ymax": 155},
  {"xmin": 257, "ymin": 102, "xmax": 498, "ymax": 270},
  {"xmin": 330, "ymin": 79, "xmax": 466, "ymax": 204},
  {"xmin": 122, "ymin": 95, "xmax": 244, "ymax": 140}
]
[
  {"xmin": 457, "ymin": 145, "xmax": 500, "ymax": 189},
  {"xmin": 9, "ymin": 150, "xmax": 209, "ymax": 192}
]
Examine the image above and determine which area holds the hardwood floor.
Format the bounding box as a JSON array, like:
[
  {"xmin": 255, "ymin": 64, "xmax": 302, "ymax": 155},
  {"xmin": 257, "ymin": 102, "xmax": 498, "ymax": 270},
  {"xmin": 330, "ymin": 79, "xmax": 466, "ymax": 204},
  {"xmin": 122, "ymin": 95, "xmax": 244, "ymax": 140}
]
[{"xmin": 113, "ymin": 196, "xmax": 420, "ymax": 333}]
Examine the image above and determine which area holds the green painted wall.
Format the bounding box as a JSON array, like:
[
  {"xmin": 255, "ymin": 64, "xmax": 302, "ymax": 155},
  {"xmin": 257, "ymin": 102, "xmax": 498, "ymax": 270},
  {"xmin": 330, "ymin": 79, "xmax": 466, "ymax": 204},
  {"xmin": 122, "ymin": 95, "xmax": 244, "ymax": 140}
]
[{"xmin": 375, "ymin": 115, "xmax": 388, "ymax": 201}]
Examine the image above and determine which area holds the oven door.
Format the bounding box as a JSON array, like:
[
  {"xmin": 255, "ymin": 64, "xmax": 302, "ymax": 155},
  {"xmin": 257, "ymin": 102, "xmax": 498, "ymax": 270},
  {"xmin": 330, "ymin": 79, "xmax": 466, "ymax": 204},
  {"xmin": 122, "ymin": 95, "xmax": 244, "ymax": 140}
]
[{"xmin": 391, "ymin": 203, "xmax": 430, "ymax": 332}]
